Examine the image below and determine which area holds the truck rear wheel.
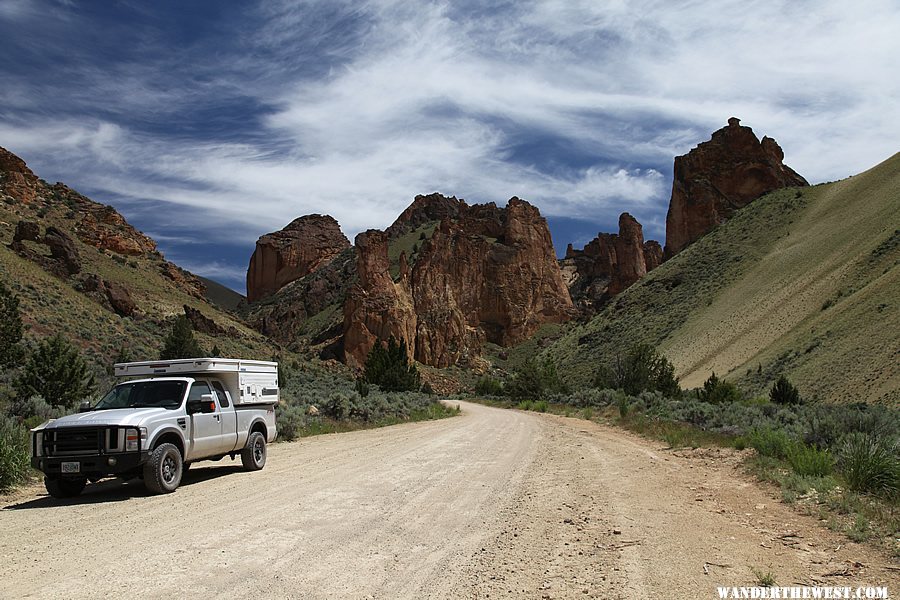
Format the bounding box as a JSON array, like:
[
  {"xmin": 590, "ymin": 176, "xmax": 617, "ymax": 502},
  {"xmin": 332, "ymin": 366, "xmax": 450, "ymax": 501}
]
[
  {"xmin": 241, "ymin": 431, "xmax": 266, "ymax": 471},
  {"xmin": 143, "ymin": 443, "xmax": 183, "ymax": 494},
  {"xmin": 45, "ymin": 476, "xmax": 86, "ymax": 499}
]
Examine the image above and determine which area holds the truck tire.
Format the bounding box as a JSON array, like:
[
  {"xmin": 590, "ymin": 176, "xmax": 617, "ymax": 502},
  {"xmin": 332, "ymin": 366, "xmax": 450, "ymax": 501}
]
[
  {"xmin": 241, "ymin": 431, "xmax": 266, "ymax": 471},
  {"xmin": 45, "ymin": 476, "xmax": 86, "ymax": 499},
  {"xmin": 143, "ymin": 443, "xmax": 183, "ymax": 494}
]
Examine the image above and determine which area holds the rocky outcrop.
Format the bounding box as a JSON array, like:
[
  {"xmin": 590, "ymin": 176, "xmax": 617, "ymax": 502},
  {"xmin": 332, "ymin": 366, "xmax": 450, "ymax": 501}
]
[
  {"xmin": 561, "ymin": 213, "xmax": 661, "ymax": 307},
  {"xmin": 159, "ymin": 262, "xmax": 206, "ymax": 299},
  {"xmin": 343, "ymin": 230, "xmax": 418, "ymax": 368},
  {"xmin": 643, "ymin": 240, "xmax": 663, "ymax": 272},
  {"xmin": 664, "ymin": 117, "xmax": 808, "ymax": 256},
  {"xmin": 343, "ymin": 198, "xmax": 575, "ymax": 368},
  {"xmin": 0, "ymin": 146, "xmax": 40, "ymax": 204},
  {"xmin": 248, "ymin": 247, "xmax": 356, "ymax": 348},
  {"xmin": 11, "ymin": 220, "xmax": 41, "ymax": 247},
  {"xmin": 183, "ymin": 304, "xmax": 227, "ymax": 335},
  {"xmin": 385, "ymin": 193, "xmax": 465, "ymax": 238},
  {"xmin": 105, "ymin": 281, "xmax": 136, "ymax": 317},
  {"xmin": 44, "ymin": 227, "xmax": 81, "ymax": 275},
  {"xmin": 80, "ymin": 274, "xmax": 137, "ymax": 317},
  {"xmin": 247, "ymin": 214, "xmax": 350, "ymax": 303}
]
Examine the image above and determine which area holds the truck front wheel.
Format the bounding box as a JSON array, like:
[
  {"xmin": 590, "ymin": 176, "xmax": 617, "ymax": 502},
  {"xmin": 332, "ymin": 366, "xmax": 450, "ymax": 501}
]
[
  {"xmin": 45, "ymin": 476, "xmax": 86, "ymax": 499},
  {"xmin": 241, "ymin": 431, "xmax": 266, "ymax": 471},
  {"xmin": 144, "ymin": 443, "xmax": 183, "ymax": 494}
]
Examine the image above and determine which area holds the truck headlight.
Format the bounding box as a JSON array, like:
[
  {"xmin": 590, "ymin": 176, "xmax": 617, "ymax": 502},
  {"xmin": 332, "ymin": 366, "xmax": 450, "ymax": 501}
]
[{"xmin": 125, "ymin": 427, "xmax": 146, "ymax": 451}]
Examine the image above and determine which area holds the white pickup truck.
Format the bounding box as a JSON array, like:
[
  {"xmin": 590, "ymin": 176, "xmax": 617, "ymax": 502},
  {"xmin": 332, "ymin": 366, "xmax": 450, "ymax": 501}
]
[{"xmin": 31, "ymin": 358, "xmax": 278, "ymax": 498}]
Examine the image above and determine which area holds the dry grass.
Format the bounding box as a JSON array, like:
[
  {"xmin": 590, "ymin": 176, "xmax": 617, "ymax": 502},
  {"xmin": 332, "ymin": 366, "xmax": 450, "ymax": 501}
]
[{"xmin": 545, "ymin": 153, "xmax": 900, "ymax": 403}]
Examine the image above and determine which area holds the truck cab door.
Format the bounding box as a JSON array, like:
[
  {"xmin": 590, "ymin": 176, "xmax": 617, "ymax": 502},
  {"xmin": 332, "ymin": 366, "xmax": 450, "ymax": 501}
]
[
  {"xmin": 210, "ymin": 380, "xmax": 238, "ymax": 453},
  {"xmin": 187, "ymin": 381, "xmax": 222, "ymax": 460}
]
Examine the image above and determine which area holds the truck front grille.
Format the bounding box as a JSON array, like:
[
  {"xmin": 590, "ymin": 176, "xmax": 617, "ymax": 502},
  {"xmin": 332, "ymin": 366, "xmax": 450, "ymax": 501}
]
[{"xmin": 44, "ymin": 427, "xmax": 102, "ymax": 456}]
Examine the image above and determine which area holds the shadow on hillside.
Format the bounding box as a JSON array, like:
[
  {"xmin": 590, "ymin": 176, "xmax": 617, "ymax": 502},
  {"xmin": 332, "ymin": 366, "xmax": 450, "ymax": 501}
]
[{"xmin": 2, "ymin": 464, "xmax": 244, "ymax": 510}]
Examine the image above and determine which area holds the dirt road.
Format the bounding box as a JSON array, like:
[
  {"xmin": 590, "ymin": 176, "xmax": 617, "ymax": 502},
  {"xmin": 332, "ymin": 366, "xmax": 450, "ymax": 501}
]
[{"xmin": 1, "ymin": 401, "xmax": 896, "ymax": 598}]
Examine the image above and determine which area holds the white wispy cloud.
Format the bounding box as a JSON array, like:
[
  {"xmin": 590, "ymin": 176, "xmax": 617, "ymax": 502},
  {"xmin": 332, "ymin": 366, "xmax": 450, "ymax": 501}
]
[{"xmin": 2, "ymin": 0, "xmax": 898, "ymax": 254}]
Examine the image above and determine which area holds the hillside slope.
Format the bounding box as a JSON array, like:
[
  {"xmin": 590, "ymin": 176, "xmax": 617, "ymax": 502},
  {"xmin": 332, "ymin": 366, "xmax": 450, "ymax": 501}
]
[
  {"xmin": 0, "ymin": 147, "xmax": 274, "ymax": 369},
  {"xmin": 545, "ymin": 153, "xmax": 900, "ymax": 403}
]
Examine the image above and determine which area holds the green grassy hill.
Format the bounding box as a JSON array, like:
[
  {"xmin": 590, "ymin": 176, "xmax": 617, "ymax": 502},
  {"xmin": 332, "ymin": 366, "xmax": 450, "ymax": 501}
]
[{"xmin": 544, "ymin": 153, "xmax": 900, "ymax": 404}]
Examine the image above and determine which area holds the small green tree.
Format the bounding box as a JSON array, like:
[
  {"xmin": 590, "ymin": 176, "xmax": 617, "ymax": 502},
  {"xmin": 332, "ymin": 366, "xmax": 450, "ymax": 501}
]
[
  {"xmin": 14, "ymin": 334, "xmax": 96, "ymax": 408},
  {"xmin": 770, "ymin": 375, "xmax": 801, "ymax": 405},
  {"xmin": 210, "ymin": 344, "xmax": 222, "ymax": 358},
  {"xmin": 363, "ymin": 336, "xmax": 420, "ymax": 392},
  {"xmin": 594, "ymin": 344, "xmax": 680, "ymax": 397},
  {"xmin": 0, "ymin": 280, "xmax": 24, "ymax": 367},
  {"xmin": 160, "ymin": 315, "xmax": 204, "ymax": 360},
  {"xmin": 506, "ymin": 358, "xmax": 568, "ymax": 400},
  {"xmin": 698, "ymin": 372, "xmax": 742, "ymax": 404}
]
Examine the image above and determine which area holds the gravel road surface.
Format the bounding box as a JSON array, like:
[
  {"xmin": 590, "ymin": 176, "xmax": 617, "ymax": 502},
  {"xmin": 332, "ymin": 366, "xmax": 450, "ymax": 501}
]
[{"xmin": 1, "ymin": 401, "xmax": 896, "ymax": 598}]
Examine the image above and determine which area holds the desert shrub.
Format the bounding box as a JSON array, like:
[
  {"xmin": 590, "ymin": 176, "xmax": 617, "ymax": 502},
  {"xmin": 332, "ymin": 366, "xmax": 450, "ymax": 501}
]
[
  {"xmin": 803, "ymin": 403, "xmax": 898, "ymax": 449},
  {"xmin": 421, "ymin": 382, "xmax": 434, "ymax": 395},
  {"xmin": 698, "ymin": 372, "xmax": 742, "ymax": 404},
  {"xmin": 594, "ymin": 344, "xmax": 680, "ymax": 397},
  {"xmin": 0, "ymin": 280, "xmax": 23, "ymax": 367},
  {"xmin": 363, "ymin": 336, "xmax": 420, "ymax": 392},
  {"xmin": 322, "ymin": 393, "xmax": 351, "ymax": 420},
  {"xmin": 275, "ymin": 404, "xmax": 308, "ymax": 442},
  {"xmin": 787, "ymin": 443, "xmax": 833, "ymax": 477},
  {"xmin": 355, "ymin": 377, "xmax": 370, "ymax": 398},
  {"xmin": 14, "ymin": 335, "xmax": 96, "ymax": 408},
  {"xmin": 748, "ymin": 427, "xmax": 797, "ymax": 460},
  {"xmin": 8, "ymin": 394, "xmax": 61, "ymax": 422},
  {"xmin": 160, "ymin": 315, "xmax": 204, "ymax": 359},
  {"xmin": 837, "ymin": 433, "xmax": 899, "ymax": 498},
  {"xmin": 559, "ymin": 387, "xmax": 620, "ymax": 408},
  {"xmin": 770, "ymin": 375, "xmax": 802, "ymax": 405},
  {"xmin": 0, "ymin": 414, "xmax": 30, "ymax": 492},
  {"xmin": 474, "ymin": 376, "xmax": 504, "ymax": 396}
]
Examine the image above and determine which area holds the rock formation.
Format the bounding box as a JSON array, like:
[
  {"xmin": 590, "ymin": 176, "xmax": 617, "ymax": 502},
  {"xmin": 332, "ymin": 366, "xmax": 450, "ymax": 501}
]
[
  {"xmin": 561, "ymin": 212, "xmax": 661, "ymax": 307},
  {"xmin": 343, "ymin": 197, "xmax": 575, "ymax": 368},
  {"xmin": 343, "ymin": 230, "xmax": 418, "ymax": 367},
  {"xmin": 80, "ymin": 274, "xmax": 137, "ymax": 317},
  {"xmin": 0, "ymin": 146, "xmax": 39, "ymax": 204},
  {"xmin": 664, "ymin": 117, "xmax": 808, "ymax": 256},
  {"xmin": 384, "ymin": 193, "xmax": 465, "ymax": 238},
  {"xmin": 247, "ymin": 214, "xmax": 350, "ymax": 303}
]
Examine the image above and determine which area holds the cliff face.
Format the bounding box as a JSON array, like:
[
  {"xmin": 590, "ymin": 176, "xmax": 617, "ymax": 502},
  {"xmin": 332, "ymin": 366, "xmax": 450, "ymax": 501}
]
[
  {"xmin": 664, "ymin": 117, "xmax": 808, "ymax": 256},
  {"xmin": 247, "ymin": 214, "xmax": 350, "ymax": 303},
  {"xmin": 342, "ymin": 230, "xmax": 418, "ymax": 368},
  {"xmin": 561, "ymin": 212, "xmax": 661, "ymax": 308},
  {"xmin": 342, "ymin": 197, "xmax": 575, "ymax": 368}
]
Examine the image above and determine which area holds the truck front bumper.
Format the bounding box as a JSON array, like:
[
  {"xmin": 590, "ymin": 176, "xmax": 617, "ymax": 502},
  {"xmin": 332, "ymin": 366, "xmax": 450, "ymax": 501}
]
[{"xmin": 33, "ymin": 451, "xmax": 150, "ymax": 477}]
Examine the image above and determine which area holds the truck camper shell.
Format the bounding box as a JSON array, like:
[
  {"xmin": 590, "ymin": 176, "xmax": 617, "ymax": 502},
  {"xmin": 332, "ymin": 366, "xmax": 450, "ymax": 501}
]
[{"xmin": 114, "ymin": 358, "xmax": 279, "ymax": 406}]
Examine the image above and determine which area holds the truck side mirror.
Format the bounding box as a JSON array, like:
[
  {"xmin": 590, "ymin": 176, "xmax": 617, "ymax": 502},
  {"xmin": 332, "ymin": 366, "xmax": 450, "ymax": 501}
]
[
  {"xmin": 78, "ymin": 400, "xmax": 92, "ymax": 413},
  {"xmin": 187, "ymin": 394, "xmax": 217, "ymax": 415}
]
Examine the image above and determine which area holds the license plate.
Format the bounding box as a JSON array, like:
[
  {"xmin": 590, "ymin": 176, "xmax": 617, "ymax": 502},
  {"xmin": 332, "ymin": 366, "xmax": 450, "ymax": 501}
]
[{"xmin": 61, "ymin": 461, "xmax": 80, "ymax": 474}]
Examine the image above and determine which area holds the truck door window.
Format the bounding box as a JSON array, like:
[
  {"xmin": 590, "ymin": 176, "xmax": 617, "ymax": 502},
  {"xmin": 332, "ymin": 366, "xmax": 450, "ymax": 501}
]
[
  {"xmin": 210, "ymin": 381, "xmax": 230, "ymax": 408},
  {"xmin": 188, "ymin": 382, "xmax": 214, "ymax": 409}
]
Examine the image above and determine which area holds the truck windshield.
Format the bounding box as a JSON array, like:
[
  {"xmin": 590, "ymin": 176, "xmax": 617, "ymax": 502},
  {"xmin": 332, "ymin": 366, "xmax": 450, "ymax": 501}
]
[{"xmin": 93, "ymin": 381, "xmax": 187, "ymax": 410}]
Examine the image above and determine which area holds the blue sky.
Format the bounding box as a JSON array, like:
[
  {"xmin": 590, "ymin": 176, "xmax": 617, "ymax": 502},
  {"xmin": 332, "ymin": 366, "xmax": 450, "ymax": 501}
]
[{"xmin": 2, "ymin": 0, "xmax": 898, "ymax": 292}]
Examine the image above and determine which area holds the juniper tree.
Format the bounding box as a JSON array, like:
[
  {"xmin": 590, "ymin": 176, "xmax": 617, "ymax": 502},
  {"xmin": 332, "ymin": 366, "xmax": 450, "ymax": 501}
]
[
  {"xmin": 160, "ymin": 315, "xmax": 204, "ymax": 360},
  {"xmin": 14, "ymin": 334, "xmax": 96, "ymax": 407},
  {"xmin": 770, "ymin": 374, "xmax": 802, "ymax": 405},
  {"xmin": 0, "ymin": 280, "xmax": 23, "ymax": 367},
  {"xmin": 363, "ymin": 336, "xmax": 420, "ymax": 392}
]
